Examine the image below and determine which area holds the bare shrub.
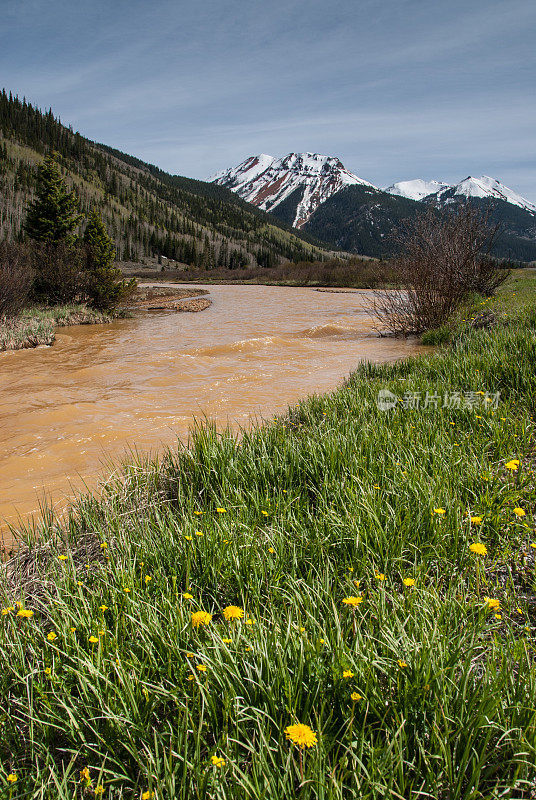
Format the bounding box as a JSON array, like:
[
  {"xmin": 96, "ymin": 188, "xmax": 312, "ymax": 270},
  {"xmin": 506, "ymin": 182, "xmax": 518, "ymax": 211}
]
[
  {"xmin": 31, "ymin": 242, "xmax": 86, "ymax": 305},
  {"xmin": 372, "ymin": 203, "xmax": 509, "ymax": 335},
  {"xmin": 0, "ymin": 241, "xmax": 34, "ymax": 317}
]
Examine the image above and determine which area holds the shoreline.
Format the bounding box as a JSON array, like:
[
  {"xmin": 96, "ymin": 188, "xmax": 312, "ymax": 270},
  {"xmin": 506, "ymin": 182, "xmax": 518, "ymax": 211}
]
[{"xmin": 0, "ymin": 287, "xmax": 211, "ymax": 353}]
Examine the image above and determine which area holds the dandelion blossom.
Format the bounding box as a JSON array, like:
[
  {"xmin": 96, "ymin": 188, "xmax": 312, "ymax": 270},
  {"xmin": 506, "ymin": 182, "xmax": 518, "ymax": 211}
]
[
  {"xmin": 99, "ymin": 605, "xmax": 108, "ymax": 612},
  {"xmin": 216, "ymin": 507, "xmax": 227, "ymax": 513},
  {"xmin": 342, "ymin": 596, "xmax": 363, "ymax": 607},
  {"xmin": 350, "ymin": 692, "xmax": 362, "ymax": 702},
  {"xmin": 433, "ymin": 508, "xmax": 446, "ymax": 515},
  {"xmin": 469, "ymin": 542, "xmax": 487, "ymax": 556},
  {"xmin": 89, "ymin": 635, "xmax": 99, "ymax": 644},
  {"xmin": 342, "ymin": 670, "xmax": 354, "ymax": 678},
  {"xmin": 470, "ymin": 516, "xmax": 483, "ymax": 525},
  {"xmin": 16, "ymin": 609, "xmax": 33, "ymax": 618},
  {"xmin": 196, "ymin": 664, "xmax": 207, "ymax": 672},
  {"xmin": 505, "ymin": 460, "xmax": 520, "ymax": 471},
  {"xmin": 183, "ymin": 593, "xmax": 194, "ymax": 600},
  {"xmin": 7, "ymin": 774, "xmax": 17, "ymax": 783},
  {"xmin": 402, "ymin": 578, "xmax": 415, "ymax": 587},
  {"xmin": 223, "ymin": 605, "xmax": 245, "ymax": 621},
  {"xmin": 58, "ymin": 554, "xmax": 68, "ymax": 561},
  {"xmin": 142, "ymin": 792, "xmax": 154, "ymax": 800},
  {"xmin": 284, "ymin": 722, "xmax": 318, "ymax": 748},
  {"xmin": 513, "ymin": 507, "xmax": 526, "ymax": 517},
  {"xmin": 268, "ymin": 547, "xmax": 275, "ymax": 553},
  {"xmin": 145, "ymin": 575, "xmax": 152, "ymax": 584},
  {"xmin": 211, "ymin": 755, "xmax": 225, "ymax": 768},
  {"xmin": 397, "ymin": 659, "xmax": 408, "ymax": 668},
  {"xmin": 191, "ymin": 610, "xmax": 212, "ymax": 628},
  {"xmin": 222, "ymin": 638, "xmax": 232, "ymax": 644},
  {"xmin": 46, "ymin": 631, "xmax": 57, "ymax": 641},
  {"xmin": 484, "ymin": 597, "xmax": 500, "ymax": 610},
  {"xmin": 375, "ymin": 573, "xmax": 386, "ymax": 581}
]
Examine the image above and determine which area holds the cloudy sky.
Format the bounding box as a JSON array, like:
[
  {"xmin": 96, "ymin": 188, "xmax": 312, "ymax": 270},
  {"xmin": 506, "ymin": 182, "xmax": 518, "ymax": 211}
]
[{"xmin": 2, "ymin": 0, "xmax": 535, "ymax": 200}]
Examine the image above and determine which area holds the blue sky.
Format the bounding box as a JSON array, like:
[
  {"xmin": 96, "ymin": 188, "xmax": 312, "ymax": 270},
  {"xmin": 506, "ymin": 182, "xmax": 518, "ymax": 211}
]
[{"xmin": 2, "ymin": 0, "xmax": 535, "ymax": 200}]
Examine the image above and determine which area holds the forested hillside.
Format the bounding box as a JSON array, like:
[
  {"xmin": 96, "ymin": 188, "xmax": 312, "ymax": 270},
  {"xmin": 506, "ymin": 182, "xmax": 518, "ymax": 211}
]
[{"xmin": 0, "ymin": 91, "xmax": 330, "ymax": 269}]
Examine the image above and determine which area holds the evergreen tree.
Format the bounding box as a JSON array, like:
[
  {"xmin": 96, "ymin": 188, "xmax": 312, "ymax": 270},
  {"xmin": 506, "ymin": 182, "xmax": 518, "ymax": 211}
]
[
  {"xmin": 24, "ymin": 153, "xmax": 82, "ymax": 243},
  {"xmin": 83, "ymin": 210, "xmax": 135, "ymax": 309}
]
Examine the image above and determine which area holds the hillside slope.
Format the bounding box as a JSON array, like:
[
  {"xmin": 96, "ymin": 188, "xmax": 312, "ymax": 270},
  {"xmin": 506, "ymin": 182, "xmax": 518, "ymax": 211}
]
[{"xmin": 0, "ymin": 92, "xmax": 330, "ymax": 269}]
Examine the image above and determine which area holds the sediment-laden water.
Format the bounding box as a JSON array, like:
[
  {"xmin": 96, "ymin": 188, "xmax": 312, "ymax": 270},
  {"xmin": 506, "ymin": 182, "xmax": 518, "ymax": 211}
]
[{"xmin": 0, "ymin": 284, "xmax": 427, "ymax": 540}]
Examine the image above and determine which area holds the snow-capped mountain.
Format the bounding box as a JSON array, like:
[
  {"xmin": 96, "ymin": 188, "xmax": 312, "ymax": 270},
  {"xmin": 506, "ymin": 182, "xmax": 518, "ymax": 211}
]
[
  {"xmin": 384, "ymin": 175, "xmax": 536, "ymax": 214},
  {"xmin": 210, "ymin": 153, "xmax": 377, "ymax": 228},
  {"xmin": 383, "ymin": 179, "xmax": 449, "ymax": 201},
  {"xmin": 432, "ymin": 176, "xmax": 536, "ymax": 213}
]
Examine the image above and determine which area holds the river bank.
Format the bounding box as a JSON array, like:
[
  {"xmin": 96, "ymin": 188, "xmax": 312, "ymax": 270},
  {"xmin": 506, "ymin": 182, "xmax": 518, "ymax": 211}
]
[
  {"xmin": 0, "ymin": 287, "xmax": 211, "ymax": 352},
  {"xmin": 1, "ymin": 275, "xmax": 535, "ymax": 797}
]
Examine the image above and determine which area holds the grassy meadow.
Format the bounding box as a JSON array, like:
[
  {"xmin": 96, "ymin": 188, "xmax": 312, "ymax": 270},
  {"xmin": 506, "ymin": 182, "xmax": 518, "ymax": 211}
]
[{"xmin": 1, "ymin": 273, "xmax": 536, "ymax": 798}]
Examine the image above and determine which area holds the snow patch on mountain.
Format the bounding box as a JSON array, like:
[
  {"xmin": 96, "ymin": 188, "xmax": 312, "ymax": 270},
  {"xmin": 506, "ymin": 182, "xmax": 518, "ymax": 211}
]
[
  {"xmin": 211, "ymin": 152, "xmax": 378, "ymax": 227},
  {"xmin": 384, "ymin": 179, "xmax": 449, "ymax": 201}
]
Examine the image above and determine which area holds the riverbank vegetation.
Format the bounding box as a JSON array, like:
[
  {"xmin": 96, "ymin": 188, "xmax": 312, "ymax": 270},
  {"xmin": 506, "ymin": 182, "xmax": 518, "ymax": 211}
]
[
  {"xmin": 0, "ymin": 154, "xmax": 135, "ymax": 351},
  {"xmin": 1, "ymin": 273, "xmax": 535, "ymax": 798}
]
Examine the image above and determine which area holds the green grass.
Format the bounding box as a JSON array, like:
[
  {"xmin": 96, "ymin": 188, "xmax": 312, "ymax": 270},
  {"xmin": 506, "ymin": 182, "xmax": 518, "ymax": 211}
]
[
  {"xmin": 1, "ymin": 275, "xmax": 536, "ymax": 798},
  {"xmin": 0, "ymin": 305, "xmax": 115, "ymax": 351}
]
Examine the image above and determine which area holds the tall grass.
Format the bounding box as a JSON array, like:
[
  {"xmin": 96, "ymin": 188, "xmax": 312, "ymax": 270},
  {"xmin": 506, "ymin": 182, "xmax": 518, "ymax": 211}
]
[{"xmin": 1, "ymin": 298, "xmax": 536, "ymax": 797}]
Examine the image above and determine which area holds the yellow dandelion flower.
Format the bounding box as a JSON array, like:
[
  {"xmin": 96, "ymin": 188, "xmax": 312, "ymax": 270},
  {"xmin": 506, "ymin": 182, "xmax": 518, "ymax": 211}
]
[
  {"xmin": 185, "ymin": 535, "xmax": 193, "ymax": 541},
  {"xmin": 531, "ymin": 543, "xmax": 536, "ymax": 549},
  {"xmin": 186, "ymin": 652, "xmax": 194, "ymax": 658},
  {"xmin": 99, "ymin": 605, "xmax": 108, "ymax": 612},
  {"xmin": 517, "ymin": 608, "xmax": 523, "ymax": 614},
  {"xmin": 94, "ymin": 786, "xmax": 105, "ymax": 796},
  {"xmin": 44, "ymin": 667, "xmax": 51, "ymax": 675},
  {"xmin": 397, "ymin": 659, "xmax": 408, "ymax": 668},
  {"xmin": 187, "ymin": 674, "xmax": 195, "ymax": 681},
  {"xmin": 319, "ymin": 639, "xmax": 325, "ymax": 644},
  {"xmin": 80, "ymin": 767, "xmax": 90, "ymax": 782},
  {"xmin": 194, "ymin": 510, "xmax": 204, "ymax": 515},
  {"xmin": 1, "ymin": 608, "xmax": 11, "ymax": 615},
  {"xmin": 484, "ymin": 597, "xmax": 500, "ymax": 611},
  {"xmin": 145, "ymin": 575, "xmax": 152, "ymax": 584},
  {"xmin": 222, "ymin": 638, "xmax": 232, "ymax": 644},
  {"xmin": 402, "ymin": 578, "xmax": 415, "ymax": 587},
  {"xmin": 16, "ymin": 609, "xmax": 33, "ymax": 618},
  {"xmin": 216, "ymin": 507, "xmax": 227, "ymax": 513},
  {"xmin": 196, "ymin": 664, "xmax": 207, "ymax": 672},
  {"xmin": 123, "ymin": 587, "xmax": 131, "ymax": 593},
  {"xmin": 469, "ymin": 542, "xmax": 487, "ymax": 556},
  {"xmin": 183, "ymin": 593, "xmax": 194, "ymax": 600},
  {"xmin": 7, "ymin": 774, "xmax": 17, "ymax": 783},
  {"xmin": 245, "ymin": 617, "xmax": 255, "ymax": 625},
  {"xmin": 191, "ymin": 610, "xmax": 212, "ymax": 628},
  {"xmin": 100, "ymin": 542, "xmax": 107, "ymax": 549},
  {"xmin": 470, "ymin": 516, "xmax": 483, "ymax": 525},
  {"xmin": 433, "ymin": 508, "xmax": 446, "ymax": 515},
  {"xmin": 342, "ymin": 596, "xmax": 363, "ymax": 606},
  {"xmin": 58, "ymin": 554, "xmax": 68, "ymax": 561},
  {"xmin": 284, "ymin": 722, "xmax": 318, "ymax": 748},
  {"xmin": 211, "ymin": 755, "xmax": 225, "ymax": 768},
  {"xmin": 195, "ymin": 531, "xmax": 203, "ymax": 536},
  {"xmin": 70, "ymin": 627, "xmax": 76, "ymax": 633},
  {"xmin": 46, "ymin": 631, "xmax": 57, "ymax": 641},
  {"xmin": 300, "ymin": 626, "xmax": 305, "ymax": 633},
  {"xmin": 375, "ymin": 573, "xmax": 386, "ymax": 581},
  {"xmin": 505, "ymin": 460, "xmax": 520, "ymax": 471},
  {"xmin": 89, "ymin": 635, "xmax": 99, "ymax": 644},
  {"xmin": 513, "ymin": 507, "xmax": 526, "ymax": 517},
  {"xmin": 223, "ymin": 605, "xmax": 245, "ymax": 621},
  {"xmin": 342, "ymin": 669, "xmax": 354, "ymax": 678},
  {"xmin": 350, "ymin": 692, "xmax": 362, "ymax": 702},
  {"xmin": 142, "ymin": 792, "xmax": 154, "ymax": 800},
  {"xmin": 268, "ymin": 547, "xmax": 275, "ymax": 553},
  {"xmin": 494, "ymin": 613, "xmax": 502, "ymax": 620}
]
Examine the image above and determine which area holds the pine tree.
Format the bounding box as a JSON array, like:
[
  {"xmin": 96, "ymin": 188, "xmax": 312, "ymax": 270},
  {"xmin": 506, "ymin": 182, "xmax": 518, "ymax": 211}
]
[
  {"xmin": 24, "ymin": 153, "xmax": 82, "ymax": 243},
  {"xmin": 83, "ymin": 210, "xmax": 135, "ymax": 309}
]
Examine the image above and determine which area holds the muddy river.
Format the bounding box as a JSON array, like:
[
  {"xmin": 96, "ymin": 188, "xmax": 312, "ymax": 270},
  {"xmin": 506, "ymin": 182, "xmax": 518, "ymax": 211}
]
[{"xmin": 0, "ymin": 284, "xmax": 427, "ymax": 542}]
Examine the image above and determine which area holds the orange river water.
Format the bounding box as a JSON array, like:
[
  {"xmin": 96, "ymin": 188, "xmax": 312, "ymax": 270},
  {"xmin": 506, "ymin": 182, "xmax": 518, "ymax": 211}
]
[{"xmin": 0, "ymin": 284, "xmax": 427, "ymax": 544}]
